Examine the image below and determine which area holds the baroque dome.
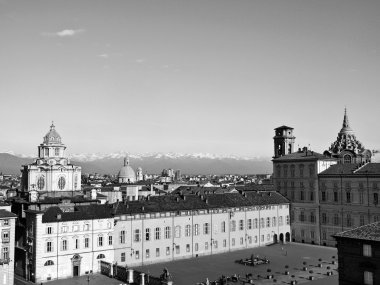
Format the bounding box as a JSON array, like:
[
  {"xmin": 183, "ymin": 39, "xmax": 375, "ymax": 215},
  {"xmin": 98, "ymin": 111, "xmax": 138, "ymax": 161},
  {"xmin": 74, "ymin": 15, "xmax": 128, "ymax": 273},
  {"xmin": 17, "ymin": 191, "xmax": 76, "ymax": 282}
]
[
  {"xmin": 44, "ymin": 122, "xmax": 62, "ymax": 144},
  {"xmin": 118, "ymin": 157, "xmax": 136, "ymax": 181}
]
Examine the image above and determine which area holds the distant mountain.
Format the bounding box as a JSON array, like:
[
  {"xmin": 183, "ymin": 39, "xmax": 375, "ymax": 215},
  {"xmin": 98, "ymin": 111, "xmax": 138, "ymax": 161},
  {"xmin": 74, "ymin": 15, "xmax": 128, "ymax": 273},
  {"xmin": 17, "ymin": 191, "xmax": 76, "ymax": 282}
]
[{"xmin": 0, "ymin": 152, "xmax": 273, "ymax": 175}]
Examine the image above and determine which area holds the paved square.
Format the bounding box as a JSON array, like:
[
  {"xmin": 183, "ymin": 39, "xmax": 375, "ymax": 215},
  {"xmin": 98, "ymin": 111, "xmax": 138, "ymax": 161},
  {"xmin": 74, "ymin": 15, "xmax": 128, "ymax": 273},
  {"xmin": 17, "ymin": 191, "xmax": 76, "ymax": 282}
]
[{"xmin": 34, "ymin": 243, "xmax": 339, "ymax": 285}]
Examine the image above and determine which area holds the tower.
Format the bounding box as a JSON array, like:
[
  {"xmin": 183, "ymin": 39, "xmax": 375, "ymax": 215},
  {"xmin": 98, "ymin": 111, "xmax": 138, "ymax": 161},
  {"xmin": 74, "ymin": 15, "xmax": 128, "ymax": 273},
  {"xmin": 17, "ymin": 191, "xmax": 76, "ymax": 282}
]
[{"xmin": 273, "ymin": 126, "xmax": 295, "ymax": 158}]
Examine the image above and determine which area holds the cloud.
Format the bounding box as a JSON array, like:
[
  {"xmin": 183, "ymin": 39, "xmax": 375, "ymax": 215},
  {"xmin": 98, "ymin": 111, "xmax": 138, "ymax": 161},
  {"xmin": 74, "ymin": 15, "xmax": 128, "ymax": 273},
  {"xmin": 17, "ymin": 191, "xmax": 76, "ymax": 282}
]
[
  {"xmin": 136, "ymin": 58, "xmax": 146, "ymax": 64},
  {"xmin": 98, "ymin": 54, "xmax": 109, "ymax": 58},
  {"xmin": 42, "ymin": 29, "xmax": 85, "ymax": 37}
]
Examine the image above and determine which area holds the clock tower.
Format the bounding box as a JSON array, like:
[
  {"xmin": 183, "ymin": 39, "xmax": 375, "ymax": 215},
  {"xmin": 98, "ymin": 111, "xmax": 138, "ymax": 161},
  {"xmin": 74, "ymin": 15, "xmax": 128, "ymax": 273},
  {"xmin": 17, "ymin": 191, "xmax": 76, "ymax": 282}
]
[{"xmin": 21, "ymin": 123, "xmax": 81, "ymax": 192}]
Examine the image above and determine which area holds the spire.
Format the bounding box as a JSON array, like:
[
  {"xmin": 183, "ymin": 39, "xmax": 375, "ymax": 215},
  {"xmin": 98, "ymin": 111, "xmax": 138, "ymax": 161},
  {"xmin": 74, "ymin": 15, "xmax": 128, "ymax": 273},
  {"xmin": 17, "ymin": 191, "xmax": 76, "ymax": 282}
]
[
  {"xmin": 339, "ymin": 108, "xmax": 354, "ymax": 135},
  {"xmin": 342, "ymin": 107, "xmax": 350, "ymax": 128},
  {"xmin": 50, "ymin": 121, "xmax": 55, "ymax": 131}
]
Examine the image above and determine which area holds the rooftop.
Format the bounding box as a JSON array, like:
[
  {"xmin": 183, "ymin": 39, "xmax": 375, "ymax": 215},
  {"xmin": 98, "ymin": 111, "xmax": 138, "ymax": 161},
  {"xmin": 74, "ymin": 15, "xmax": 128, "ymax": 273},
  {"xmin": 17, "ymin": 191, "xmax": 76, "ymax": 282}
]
[
  {"xmin": 273, "ymin": 148, "xmax": 334, "ymax": 162},
  {"xmin": 319, "ymin": 162, "xmax": 380, "ymax": 176},
  {"xmin": 333, "ymin": 222, "xmax": 380, "ymax": 242}
]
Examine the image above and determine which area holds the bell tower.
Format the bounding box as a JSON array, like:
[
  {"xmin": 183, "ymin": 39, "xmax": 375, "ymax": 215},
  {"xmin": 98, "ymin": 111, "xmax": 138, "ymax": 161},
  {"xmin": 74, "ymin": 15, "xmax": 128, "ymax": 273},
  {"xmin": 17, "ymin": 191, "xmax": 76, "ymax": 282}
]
[{"xmin": 273, "ymin": 126, "xmax": 295, "ymax": 158}]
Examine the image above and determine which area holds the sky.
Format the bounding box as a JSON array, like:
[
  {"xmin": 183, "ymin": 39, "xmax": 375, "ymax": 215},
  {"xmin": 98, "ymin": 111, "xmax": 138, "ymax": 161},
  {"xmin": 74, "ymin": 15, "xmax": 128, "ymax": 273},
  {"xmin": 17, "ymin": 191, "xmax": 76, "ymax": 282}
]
[{"xmin": 1, "ymin": 0, "xmax": 380, "ymax": 158}]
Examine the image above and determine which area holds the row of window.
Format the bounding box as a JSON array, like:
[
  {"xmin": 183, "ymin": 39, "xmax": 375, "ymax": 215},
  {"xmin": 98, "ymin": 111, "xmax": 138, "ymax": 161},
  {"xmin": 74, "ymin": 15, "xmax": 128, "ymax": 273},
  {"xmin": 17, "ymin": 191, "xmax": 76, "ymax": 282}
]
[
  {"xmin": 321, "ymin": 213, "xmax": 380, "ymax": 227},
  {"xmin": 46, "ymin": 222, "xmax": 112, "ymax": 234},
  {"xmin": 119, "ymin": 217, "xmax": 290, "ymax": 243},
  {"xmin": 321, "ymin": 181, "xmax": 379, "ymax": 191},
  {"xmin": 46, "ymin": 235, "xmax": 112, "ymax": 252},
  {"xmin": 122, "ymin": 234, "xmax": 275, "ymax": 261},
  {"xmin": 321, "ymin": 190, "xmax": 379, "ymax": 205},
  {"xmin": 276, "ymin": 164, "xmax": 315, "ymax": 178}
]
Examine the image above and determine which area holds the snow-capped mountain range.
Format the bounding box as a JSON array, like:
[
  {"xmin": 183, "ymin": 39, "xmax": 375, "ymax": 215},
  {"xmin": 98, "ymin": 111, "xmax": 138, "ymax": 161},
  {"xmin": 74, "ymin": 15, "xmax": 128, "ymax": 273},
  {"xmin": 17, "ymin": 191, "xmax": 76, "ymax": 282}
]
[{"xmin": 0, "ymin": 151, "xmax": 272, "ymax": 175}]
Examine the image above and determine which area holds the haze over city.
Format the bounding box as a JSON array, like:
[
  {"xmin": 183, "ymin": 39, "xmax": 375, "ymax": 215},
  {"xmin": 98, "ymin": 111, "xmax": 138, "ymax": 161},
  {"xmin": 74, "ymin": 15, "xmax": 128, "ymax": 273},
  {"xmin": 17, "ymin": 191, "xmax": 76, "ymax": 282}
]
[{"xmin": 1, "ymin": 0, "xmax": 380, "ymax": 158}]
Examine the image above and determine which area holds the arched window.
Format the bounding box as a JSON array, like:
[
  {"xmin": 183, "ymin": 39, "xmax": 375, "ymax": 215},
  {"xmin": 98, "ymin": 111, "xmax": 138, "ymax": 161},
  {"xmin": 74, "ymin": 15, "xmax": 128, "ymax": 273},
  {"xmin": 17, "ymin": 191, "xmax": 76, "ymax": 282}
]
[
  {"xmin": 97, "ymin": 254, "xmax": 105, "ymax": 259},
  {"xmin": 58, "ymin": 176, "xmax": 66, "ymax": 190},
  {"xmin": 175, "ymin": 225, "xmax": 181, "ymax": 238},
  {"xmin": 44, "ymin": 260, "xmax": 54, "ymax": 266},
  {"xmin": 37, "ymin": 176, "xmax": 45, "ymax": 190},
  {"xmin": 343, "ymin": 154, "xmax": 352, "ymax": 164}
]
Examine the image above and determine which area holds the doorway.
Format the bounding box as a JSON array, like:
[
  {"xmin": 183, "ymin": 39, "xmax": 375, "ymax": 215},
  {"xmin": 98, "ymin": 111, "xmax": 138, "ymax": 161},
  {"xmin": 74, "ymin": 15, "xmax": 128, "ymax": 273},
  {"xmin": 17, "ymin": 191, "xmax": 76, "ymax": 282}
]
[{"xmin": 73, "ymin": 265, "xmax": 79, "ymax": 277}]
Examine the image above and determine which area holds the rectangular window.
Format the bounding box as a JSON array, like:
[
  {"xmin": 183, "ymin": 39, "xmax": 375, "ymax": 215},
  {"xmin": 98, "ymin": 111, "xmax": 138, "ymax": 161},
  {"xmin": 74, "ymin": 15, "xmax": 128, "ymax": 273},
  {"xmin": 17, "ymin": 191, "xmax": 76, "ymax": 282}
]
[
  {"xmin": 363, "ymin": 244, "xmax": 372, "ymax": 257},
  {"xmin": 155, "ymin": 228, "xmax": 161, "ymax": 240},
  {"xmin": 2, "ymin": 247, "xmax": 8, "ymax": 260},
  {"xmin": 186, "ymin": 244, "xmax": 190, "ymax": 252},
  {"xmin": 286, "ymin": 215, "xmax": 290, "ymax": 225},
  {"xmin": 134, "ymin": 229, "xmax": 141, "ymax": 242},
  {"xmin": 98, "ymin": 236, "xmax": 103, "ymax": 247},
  {"xmin": 364, "ymin": 271, "xmax": 373, "ymax": 285},
  {"xmin": 62, "ymin": 240, "xmax": 67, "ymax": 251},
  {"xmin": 73, "ymin": 225, "xmax": 79, "ymax": 232},
  {"xmin": 346, "ymin": 191, "xmax": 351, "ymax": 203},
  {"xmin": 195, "ymin": 243, "xmax": 199, "ymax": 251},
  {"xmin": 156, "ymin": 248, "xmax": 160, "ymax": 257},
  {"xmin": 121, "ymin": 252, "xmax": 126, "ymax": 262},
  {"xmin": 205, "ymin": 242, "xmax": 209, "ymax": 250},
  {"xmin": 239, "ymin": 220, "xmax": 244, "ymax": 231},
  {"xmin": 47, "ymin": 226, "xmax": 53, "ymax": 235},
  {"xmin": 311, "ymin": 231, "xmax": 315, "ymax": 239},
  {"xmin": 84, "ymin": 224, "xmax": 90, "ymax": 231},
  {"xmin": 165, "ymin": 226, "xmax": 171, "ymax": 239},
  {"xmin": 334, "ymin": 192, "xmax": 338, "ymax": 202},
  {"xmin": 374, "ymin": 193, "xmax": 378, "ymax": 205},
  {"xmin": 194, "ymin": 224, "xmax": 199, "ymax": 236},
  {"xmin": 175, "ymin": 245, "xmax": 180, "ymax": 254},
  {"xmin": 120, "ymin": 231, "xmax": 126, "ymax": 244},
  {"xmin": 46, "ymin": 241, "xmax": 52, "ymax": 252},
  {"xmin": 230, "ymin": 221, "xmax": 236, "ymax": 232},
  {"xmin": 221, "ymin": 222, "xmax": 226, "ymax": 233},
  {"xmin": 146, "ymin": 249, "xmax": 150, "ymax": 258},
  {"xmin": 3, "ymin": 220, "xmax": 9, "ymax": 226},
  {"xmin": 84, "ymin": 237, "xmax": 89, "ymax": 248},
  {"xmin": 232, "ymin": 238, "xmax": 235, "ymax": 246},
  {"xmin": 145, "ymin": 228, "xmax": 150, "ymax": 241},
  {"xmin": 247, "ymin": 219, "xmax": 252, "ymax": 229},
  {"xmin": 75, "ymin": 238, "xmax": 79, "ymax": 249},
  {"xmin": 214, "ymin": 240, "xmax": 218, "ymax": 248},
  {"xmin": 223, "ymin": 239, "xmax": 227, "ymax": 247},
  {"xmin": 166, "ymin": 247, "xmax": 170, "ymax": 255},
  {"xmin": 185, "ymin": 225, "xmax": 191, "ymax": 237},
  {"xmin": 108, "ymin": 235, "xmax": 113, "ymax": 245},
  {"xmin": 322, "ymin": 213, "xmax": 327, "ymax": 224},
  {"xmin": 2, "ymin": 231, "xmax": 9, "ymax": 243},
  {"xmin": 240, "ymin": 237, "xmax": 244, "ymax": 245},
  {"xmin": 61, "ymin": 226, "xmax": 68, "ymax": 233},
  {"xmin": 261, "ymin": 235, "xmax": 264, "ymax": 242},
  {"xmin": 135, "ymin": 250, "xmax": 140, "ymax": 259},
  {"xmin": 203, "ymin": 223, "xmax": 210, "ymax": 235}
]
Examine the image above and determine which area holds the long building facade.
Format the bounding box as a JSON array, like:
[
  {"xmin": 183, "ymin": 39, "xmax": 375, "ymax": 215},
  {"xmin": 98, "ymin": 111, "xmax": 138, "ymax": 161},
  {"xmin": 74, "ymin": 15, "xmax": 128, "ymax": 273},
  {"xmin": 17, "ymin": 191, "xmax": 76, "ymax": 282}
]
[{"xmin": 25, "ymin": 192, "xmax": 290, "ymax": 283}]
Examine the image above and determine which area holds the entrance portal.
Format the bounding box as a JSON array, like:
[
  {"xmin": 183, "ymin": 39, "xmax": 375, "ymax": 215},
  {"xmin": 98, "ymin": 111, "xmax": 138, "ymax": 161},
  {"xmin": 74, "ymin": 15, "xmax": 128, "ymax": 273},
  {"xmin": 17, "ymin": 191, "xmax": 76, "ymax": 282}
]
[
  {"xmin": 273, "ymin": 234, "xmax": 278, "ymax": 243},
  {"xmin": 285, "ymin": 232, "xmax": 290, "ymax": 242},
  {"xmin": 280, "ymin": 233, "xmax": 284, "ymax": 243},
  {"xmin": 73, "ymin": 265, "xmax": 79, "ymax": 277},
  {"xmin": 71, "ymin": 254, "xmax": 82, "ymax": 277}
]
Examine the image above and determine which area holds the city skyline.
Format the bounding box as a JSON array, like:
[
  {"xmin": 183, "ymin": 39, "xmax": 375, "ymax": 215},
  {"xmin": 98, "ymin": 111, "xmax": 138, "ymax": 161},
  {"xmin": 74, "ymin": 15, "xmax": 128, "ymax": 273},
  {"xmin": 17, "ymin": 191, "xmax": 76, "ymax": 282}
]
[{"xmin": 1, "ymin": 0, "xmax": 380, "ymax": 157}]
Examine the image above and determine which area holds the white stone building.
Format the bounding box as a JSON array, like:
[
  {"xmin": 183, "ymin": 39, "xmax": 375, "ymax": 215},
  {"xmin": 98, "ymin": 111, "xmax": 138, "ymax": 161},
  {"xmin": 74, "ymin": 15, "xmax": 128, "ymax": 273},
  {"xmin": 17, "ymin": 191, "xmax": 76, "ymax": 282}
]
[
  {"xmin": 25, "ymin": 191, "xmax": 290, "ymax": 283},
  {"xmin": 21, "ymin": 123, "xmax": 81, "ymax": 193}
]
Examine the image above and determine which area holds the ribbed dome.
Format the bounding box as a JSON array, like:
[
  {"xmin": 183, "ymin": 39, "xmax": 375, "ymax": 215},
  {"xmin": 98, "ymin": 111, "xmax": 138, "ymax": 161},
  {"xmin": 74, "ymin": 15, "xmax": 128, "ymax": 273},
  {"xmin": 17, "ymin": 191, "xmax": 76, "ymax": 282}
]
[
  {"xmin": 118, "ymin": 157, "xmax": 136, "ymax": 181},
  {"xmin": 43, "ymin": 122, "xmax": 62, "ymax": 144}
]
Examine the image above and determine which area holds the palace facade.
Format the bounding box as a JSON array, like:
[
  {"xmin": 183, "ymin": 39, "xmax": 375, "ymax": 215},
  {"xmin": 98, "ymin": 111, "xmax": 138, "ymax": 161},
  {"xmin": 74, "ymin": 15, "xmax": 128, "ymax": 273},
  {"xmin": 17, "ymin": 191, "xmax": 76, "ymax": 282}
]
[{"xmin": 25, "ymin": 192, "xmax": 290, "ymax": 283}]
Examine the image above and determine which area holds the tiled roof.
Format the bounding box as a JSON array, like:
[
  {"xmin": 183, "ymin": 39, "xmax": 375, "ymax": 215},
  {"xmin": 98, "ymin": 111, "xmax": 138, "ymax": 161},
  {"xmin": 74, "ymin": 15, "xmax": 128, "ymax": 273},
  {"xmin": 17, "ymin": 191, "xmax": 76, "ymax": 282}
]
[
  {"xmin": 41, "ymin": 192, "xmax": 289, "ymax": 222},
  {"xmin": 236, "ymin": 184, "xmax": 274, "ymax": 192},
  {"xmin": 333, "ymin": 222, "xmax": 380, "ymax": 242},
  {"xmin": 0, "ymin": 209, "xmax": 17, "ymax": 219},
  {"xmin": 319, "ymin": 163, "xmax": 380, "ymax": 176},
  {"xmin": 42, "ymin": 204, "xmax": 113, "ymax": 223},
  {"xmin": 273, "ymin": 150, "xmax": 334, "ymax": 162}
]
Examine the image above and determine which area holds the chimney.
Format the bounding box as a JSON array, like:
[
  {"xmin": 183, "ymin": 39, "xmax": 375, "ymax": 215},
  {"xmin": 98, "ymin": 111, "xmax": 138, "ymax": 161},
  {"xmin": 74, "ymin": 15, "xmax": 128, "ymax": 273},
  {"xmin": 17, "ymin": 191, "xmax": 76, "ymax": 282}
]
[
  {"xmin": 141, "ymin": 206, "xmax": 144, "ymax": 211},
  {"xmin": 183, "ymin": 195, "xmax": 186, "ymax": 201},
  {"xmin": 57, "ymin": 214, "xmax": 61, "ymax": 220},
  {"xmin": 176, "ymin": 197, "xmax": 179, "ymax": 202}
]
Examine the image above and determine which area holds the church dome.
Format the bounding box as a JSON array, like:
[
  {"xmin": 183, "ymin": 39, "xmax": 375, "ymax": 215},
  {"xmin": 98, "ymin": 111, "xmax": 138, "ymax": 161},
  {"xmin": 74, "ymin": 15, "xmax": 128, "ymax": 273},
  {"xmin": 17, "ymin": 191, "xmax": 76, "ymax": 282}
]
[
  {"xmin": 118, "ymin": 157, "xmax": 136, "ymax": 182},
  {"xmin": 43, "ymin": 122, "xmax": 62, "ymax": 144}
]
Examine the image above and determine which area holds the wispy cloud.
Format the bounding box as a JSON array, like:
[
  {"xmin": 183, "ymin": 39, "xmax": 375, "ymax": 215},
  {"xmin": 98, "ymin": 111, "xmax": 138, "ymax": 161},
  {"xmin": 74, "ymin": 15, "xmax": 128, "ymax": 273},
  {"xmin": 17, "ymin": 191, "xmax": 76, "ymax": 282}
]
[
  {"xmin": 98, "ymin": 53, "xmax": 109, "ymax": 58},
  {"xmin": 136, "ymin": 58, "xmax": 146, "ymax": 64},
  {"xmin": 42, "ymin": 29, "xmax": 85, "ymax": 37}
]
